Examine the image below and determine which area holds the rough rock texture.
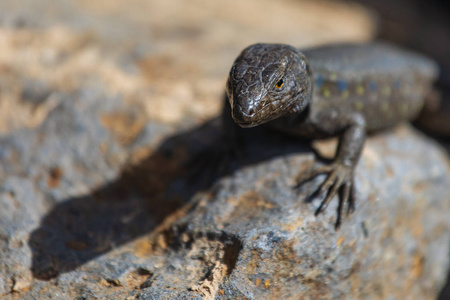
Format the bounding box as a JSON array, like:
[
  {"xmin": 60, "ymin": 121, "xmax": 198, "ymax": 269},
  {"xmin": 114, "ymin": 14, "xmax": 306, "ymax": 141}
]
[
  {"xmin": 0, "ymin": 0, "xmax": 449, "ymax": 299},
  {"xmin": 1, "ymin": 96, "xmax": 449, "ymax": 300}
]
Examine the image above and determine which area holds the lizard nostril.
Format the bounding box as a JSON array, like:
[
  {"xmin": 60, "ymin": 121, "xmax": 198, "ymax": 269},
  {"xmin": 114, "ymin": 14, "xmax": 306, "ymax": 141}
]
[{"xmin": 249, "ymin": 108, "xmax": 255, "ymax": 115}]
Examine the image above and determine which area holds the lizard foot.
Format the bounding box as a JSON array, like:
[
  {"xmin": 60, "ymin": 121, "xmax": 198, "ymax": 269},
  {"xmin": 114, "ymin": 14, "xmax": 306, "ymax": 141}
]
[{"xmin": 295, "ymin": 162, "xmax": 355, "ymax": 229}]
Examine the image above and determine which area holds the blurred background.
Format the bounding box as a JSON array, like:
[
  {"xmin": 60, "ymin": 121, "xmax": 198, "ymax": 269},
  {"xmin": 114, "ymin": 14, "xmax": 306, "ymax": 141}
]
[
  {"xmin": 1, "ymin": 0, "xmax": 449, "ymax": 133},
  {"xmin": 0, "ymin": 0, "xmax": 448, "ymax": 298},
  {"xmin": 0, "ymin": 0, "xmax": 376, "ymax": 135}
]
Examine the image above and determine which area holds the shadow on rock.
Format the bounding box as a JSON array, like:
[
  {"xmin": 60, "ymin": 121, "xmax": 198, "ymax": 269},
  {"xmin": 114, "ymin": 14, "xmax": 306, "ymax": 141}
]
[{"xmin": 28, "ymin": 117, "xmax": 311, "ymax": 280}]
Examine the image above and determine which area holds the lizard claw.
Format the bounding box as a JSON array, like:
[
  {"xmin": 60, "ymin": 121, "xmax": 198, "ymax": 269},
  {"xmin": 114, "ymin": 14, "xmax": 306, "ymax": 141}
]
[{"xmin": 295, "ymin": 163, "xmax": 355, "ymax": 229}]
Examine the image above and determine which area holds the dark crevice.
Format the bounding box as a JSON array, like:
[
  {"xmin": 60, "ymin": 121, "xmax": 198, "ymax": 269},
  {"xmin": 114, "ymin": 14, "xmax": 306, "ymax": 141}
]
[{"xmin": 158, "ymin": 226, "xmax": 243, "ymax": 277}]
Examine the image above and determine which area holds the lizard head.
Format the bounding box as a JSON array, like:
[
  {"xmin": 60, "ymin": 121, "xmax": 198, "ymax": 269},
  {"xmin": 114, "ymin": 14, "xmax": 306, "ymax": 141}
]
[{"xmin": 226, "ymin": 43, "xmax": 312, "ymax": 128}]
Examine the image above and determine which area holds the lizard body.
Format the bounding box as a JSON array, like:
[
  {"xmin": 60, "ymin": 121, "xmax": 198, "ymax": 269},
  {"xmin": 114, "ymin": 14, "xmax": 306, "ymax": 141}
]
[{"xmin": 225, "ymin": 43, "xmax": 440, "ymax": 227}]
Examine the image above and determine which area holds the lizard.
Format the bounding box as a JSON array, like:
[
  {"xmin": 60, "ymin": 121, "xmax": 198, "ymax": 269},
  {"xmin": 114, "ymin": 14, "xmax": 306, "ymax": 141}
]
[{"xmin": 223, "ymin": 42, "xmax": 445, "ymax": 228}]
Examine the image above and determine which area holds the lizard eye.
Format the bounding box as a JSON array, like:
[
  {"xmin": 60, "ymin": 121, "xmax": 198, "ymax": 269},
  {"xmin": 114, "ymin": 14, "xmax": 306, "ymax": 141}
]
[{"xmin": 275, "ymin": 78, "xmax": 284, "ymax": 89}]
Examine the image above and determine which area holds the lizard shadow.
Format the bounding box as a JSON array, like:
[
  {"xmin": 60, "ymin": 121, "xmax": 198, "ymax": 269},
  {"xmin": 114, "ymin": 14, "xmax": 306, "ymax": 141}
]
[{"xmin": 28, "ymin": 117, "xmax": 312, "ymax": 280}]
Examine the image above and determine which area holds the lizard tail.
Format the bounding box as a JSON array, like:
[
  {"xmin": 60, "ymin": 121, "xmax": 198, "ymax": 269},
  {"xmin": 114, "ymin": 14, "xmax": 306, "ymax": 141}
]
[{"xmin": 414, "ymin": 65, "xmax": 450, "ymax": 138}]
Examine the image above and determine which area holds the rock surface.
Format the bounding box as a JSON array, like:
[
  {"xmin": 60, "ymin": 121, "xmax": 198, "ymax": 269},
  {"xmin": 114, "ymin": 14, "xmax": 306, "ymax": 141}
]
[{"xmin": 1, "ymin": 1, "xmax": 449, "ymax": 299}]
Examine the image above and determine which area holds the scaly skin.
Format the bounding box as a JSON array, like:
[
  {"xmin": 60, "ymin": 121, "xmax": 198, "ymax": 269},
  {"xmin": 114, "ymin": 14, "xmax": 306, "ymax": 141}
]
[{"xmin": 224, "ymin": 43, "xmax": 439, "ymax": 228}]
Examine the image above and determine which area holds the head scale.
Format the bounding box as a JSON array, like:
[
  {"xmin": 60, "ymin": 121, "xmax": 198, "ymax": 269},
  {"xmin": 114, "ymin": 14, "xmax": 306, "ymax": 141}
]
[{"xmin": 226, "ymin": 43, "xmax": 312, "ymax": 127}]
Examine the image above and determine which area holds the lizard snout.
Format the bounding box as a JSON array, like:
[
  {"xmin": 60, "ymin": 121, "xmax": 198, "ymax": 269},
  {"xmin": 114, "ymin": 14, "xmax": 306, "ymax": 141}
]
[{"xmin": 232, "ymin": 103, "xmax": 258, "ymax": 127}]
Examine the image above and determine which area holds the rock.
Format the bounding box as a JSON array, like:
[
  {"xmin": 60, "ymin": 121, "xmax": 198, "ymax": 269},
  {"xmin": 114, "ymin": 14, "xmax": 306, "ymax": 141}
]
[
  {"xmin": 144, "ymin": 125, "xmax": 450, "ymax": 299},
  {"xmin": 1, "ymin": 91, "xmax": 449, "ymax": 299}
]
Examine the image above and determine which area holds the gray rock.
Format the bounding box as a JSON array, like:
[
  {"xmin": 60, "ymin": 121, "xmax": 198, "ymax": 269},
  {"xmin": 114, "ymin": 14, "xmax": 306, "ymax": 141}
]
[
  {"xmin": 135, "ymin": 125, "xmax": 450, "ymax": 300},
  {"xmin": 0, "ymin": 84, "xmax": 449, "ymax": 299},
  {"xmin": 20, "ymin": 79, "xmax": 52, "ymax": 106}
]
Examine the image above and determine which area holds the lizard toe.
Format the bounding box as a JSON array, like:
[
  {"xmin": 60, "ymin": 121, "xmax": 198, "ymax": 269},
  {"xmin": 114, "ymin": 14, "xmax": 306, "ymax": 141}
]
[{"xmin": 297, "ymin": 162, "xmax": 355, "ymax": 228}]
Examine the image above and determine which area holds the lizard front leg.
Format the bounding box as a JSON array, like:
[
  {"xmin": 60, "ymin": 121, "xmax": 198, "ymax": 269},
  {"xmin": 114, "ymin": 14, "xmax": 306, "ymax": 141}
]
[{"xmin": 299, "ymin": 113, "xmax": 366, "ymax": 228}]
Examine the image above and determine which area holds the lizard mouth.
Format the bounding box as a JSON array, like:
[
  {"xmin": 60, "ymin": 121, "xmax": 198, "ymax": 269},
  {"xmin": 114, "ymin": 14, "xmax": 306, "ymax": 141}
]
[
  {"xmin": 233, "ymin": 98, "xmax": 295, "ymax": 128},
  {"xmin": 235, "ymin": 120, "xmax": 259, "ymax": 128}
]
